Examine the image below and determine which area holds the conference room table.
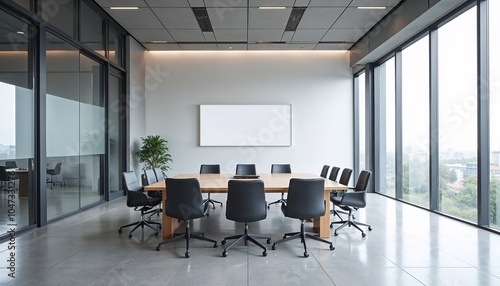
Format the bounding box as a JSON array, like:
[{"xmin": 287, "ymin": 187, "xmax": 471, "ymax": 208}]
[
  {"xmin": 144, "ymin": 173, "xmax": 348, "ymax": 239},
  {"xmin": 6, "ymin": 168, "xmax": 29, "ymax": 197}
]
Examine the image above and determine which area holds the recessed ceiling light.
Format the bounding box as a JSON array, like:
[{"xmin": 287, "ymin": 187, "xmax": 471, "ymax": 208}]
[
  {"xmin": 148, "ymin": 41, "xmax": 168, "ymax": 44},
  {"xmin": 16, "ymin": 31, "xmax": 25, "ymax": 35},
  {"xmin": 110, "ymin": 7, "xmax": 139, "ymax": 10},
  {"xmin": 259, "ymin": 7, "xmax": 286, "ymax": 10},
  {"xmin": 357, "ymin": 6, "xmax": 386, "ymax": 10}
]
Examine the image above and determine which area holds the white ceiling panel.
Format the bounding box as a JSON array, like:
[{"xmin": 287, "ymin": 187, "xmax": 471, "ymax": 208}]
[
  {"xmin": 213, "ymin": 29, "xmax": 247, "ymax": 42},
  {"xmin": 168, "ymin": 29, "xmax": 205, "ymax": 42},
  {"xmin": 248, "ymin": 8, "xmax": 292, "ymax": 29},
  {"xmin": 217, "ymin": 43, "xmax": 248, "ymax": 50},
  {"xmin": 207, "ymin": 7, "xmax": 247, "ymax": 29},
  {"xmin": 95, "ymin": 0, "xmax": 404, "ymax": 50},
  {"xmin": 143, "ymin": 43, "xmax": 181, "ymax": 50},
  {"xmin": 248, "ymin": 29, "xmax": 284, "ymax": 42},
  {"xmin": 298, "ymin": 7, "xmax": 344, "ymax": 28},
  {"xmin": 291, "ymin": 29, "xmax": 328, "ymax": 42},
  {"xmin": 153, "ymin": 8, "xmax": 200, "ymax": 29},
  {"xmin": 105, "ymin": 8, "xmax": 164, "ymax": 29},
  {"xmin": 315, "ymin": 43, "xmax": 352, "ymax": 50}
]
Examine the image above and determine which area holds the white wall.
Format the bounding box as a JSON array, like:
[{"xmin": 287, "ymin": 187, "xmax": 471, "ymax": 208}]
[
  {"xmin": 144, "ymin": 51, "xmax": 354, "ymax": 183},
  {"xmin": 126, "ymin": 36, "xmax": 146, "ymax": 177}
]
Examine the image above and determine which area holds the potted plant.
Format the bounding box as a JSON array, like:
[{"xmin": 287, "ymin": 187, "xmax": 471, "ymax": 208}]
[{"xmin": 136, "ymin": 135, "xmax": 173, "ymax": 176}]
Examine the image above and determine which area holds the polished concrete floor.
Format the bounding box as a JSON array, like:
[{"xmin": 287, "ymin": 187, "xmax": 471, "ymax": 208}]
[{"xmin": 1, "ymin": 193, "xmax": 500, "ymax": 286}]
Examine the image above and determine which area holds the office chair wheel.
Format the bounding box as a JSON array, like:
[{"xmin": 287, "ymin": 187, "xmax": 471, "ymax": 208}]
[
  {"xmin": 262, "ymin": 250, "xmax": 267, "ymax": 256},
  {"xmin": 156, "ymin": 246, "xmax": 161, "ymax": 251},
  {"xmin": 222, "ymin": 251, "xmax": 228, "ymax": 257},
  {"xmin": 266, "ymin": 238, "xmax": 272, "ymax": 244},
  {"xmin": 329, "ymin": 244, "xmax": 335, "ymax": 250},
  {"xmin": 213, "ymin": 243, "xmax": 218, "ymax": 248},
  {"xmin": 271, "ymin": 243, "xmax": 276, "ymax": 250},
  {"xmin": 362, "ymin": 232, "xmax": 366, "ymax": 237},
  {"xmin": 368, "ymin": 226, "xmax": 372, "ymax": 231},
  {"xmin": 303, "ymin": 252, "xmax": 309, "ymax": 258},
  {"xmin": 128, "ymin": 233, "xmax": 132, "ymax": 239},
  {"xmin": 118, "ymin": 229, "xmax": 122, "ymax": 233},
  {"xmin": 155, "ymin": 231, "xmax": 159, "ymax": 236},
  {"xmin": 282, "ymin": 235, "xmax": 287, "ymax": 239},
  {"xmin": 185, "ymin": 251, "xmax": 190, "ymax": 258},
  {"xmin": 158, "ymin": 225, "xmax": 162, "ymax": 229},
  {"xmin": 334, "ymin": 231, "xmax": 338, "ymax": 236},
  {"xmin": 221, "ymin": 239, "xmax": 226, "ymax": 245}
]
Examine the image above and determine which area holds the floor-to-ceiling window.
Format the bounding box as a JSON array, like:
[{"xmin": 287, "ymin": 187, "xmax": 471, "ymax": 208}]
[
  {"xmin": 401, "ymin": 35, "xmax": 430, "ymax": 207},
  {"xmin": 376, "ymin": 57, "xmax": 396, "ymax": 197},
  {"xmin": 0, "ymin": 9, "xmax": 35, "ymax": 233},
  {"xmin": 356, "ymin": 72, "xmax": 366, "ymax": 172},
  {"xmin": 437, "ymin": 6, "xmax": 478, "ymax": 222},
  {"xmin": 489, "ymin": 0, "xmax": 500, "ymax": 230},
  {"xmin": 108, "ymin": 72, "xmax": 125, "ymax": 198}
]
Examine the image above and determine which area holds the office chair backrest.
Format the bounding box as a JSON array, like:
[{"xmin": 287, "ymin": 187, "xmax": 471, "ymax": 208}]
[
  {"xmin": 354, "ymin": 170, "xmax": 371, "ymax": 192},
  {"xmin": 123, "ymin": 171, "xmax": 142, "ymax": 192},
  {"xmin": 165, "ymin": 178, "xmax": 205, "ymax": 221},
  {"xmin": 122, "ymin": 171, "xmax": 148, "ymax": 207},
  {"xmin": 200, "ymin": 164, "xmax": 220, "ymax": 174},
  {"xmin": 271, "ymin": 164, "xmax": 291, "ymax": 173},
  {"xmin": 226, "ymin": 180, "xmax": 266, "ymax": 223},
  {"xmin": 320, "ymin": 165, "xmax": 330, "ymax": 178},
  {"xmin": 338, "ymin": 168, "xmax": 353, "ymax": 186},
  {"xmin": 5, "ymin": 161, "xmax": 17, "ymax": 169},
  {"xmin": 329, "ymin": 166, "xmax": 341, "ymax": 181},
  {"xmin": 235, "ymin": 164, "xmax": 256, "ymax": 176},
  {"xmin": 154, "ymin": 167, "xmax": 165, "ymax": 181},
  {"xmin": 285, "ymin": 178, "xmax": 325, "ymax": 220},
  {"xmin": 0, "ymin": 166, "xmax": 10, "ymax": 181},
  {"xmin": 144, "ymin": 169, "xmax": 158, "ymax": 185}
]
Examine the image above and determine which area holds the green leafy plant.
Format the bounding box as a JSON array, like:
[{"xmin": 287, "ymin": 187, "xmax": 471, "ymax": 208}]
[{"xmin": 136, "ymin": 135, "xmax": 173, "ymax": 176}]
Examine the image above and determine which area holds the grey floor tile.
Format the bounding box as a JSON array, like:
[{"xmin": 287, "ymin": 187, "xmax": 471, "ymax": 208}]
[
  {"xmin": 249, "ymin": 267, "xmax": 335, "ymax": 286},
  {"xmin": 404, "ymin": 267, "xmax": 500, "ymax": 286}
]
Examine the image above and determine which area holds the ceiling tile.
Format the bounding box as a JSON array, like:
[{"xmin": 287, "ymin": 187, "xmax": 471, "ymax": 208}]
[
  {"xmin": 128, "ymin": 29, "xmax": 175, "ymax": 42},
  {"xmin": 144, "ymin": 43, "xmax": 181, "ymax": 50},
  {"xmin": 315, "ymin": 43, "xmax": 352, "ymax": 50},
  {"xmin": 298, "ymin": 7, "xmax": 344, "ymax": 29},
  {"xmin": 294, "ymin": 0, "xmax": 311, "ymax": 6},
  {"xmin": 350, "ymin": 0, "xmax": 400, "ymax": 7},
  {"xmin": 279, "ymin": 43, "xmax": 317, "ymax": 50},
  {"xmin": 322, "ymin": 28, "xmax": 368, "ymax": 43},
  {"xmin": 179, "ymin": 43, "xmax": 218, "ymax": 50},
  {"xmin": 332, "ymin": 7, "xmax": 387, "ymax": 29},
  {"xmin": 291, "ymin": 29, "xmax": 328, "ymax": 42},
  {"xmin": 105, "ymin": 8, "xmax": 164, "ymax": 29},
  {"xmin": 203, "ymin": 32, "xmax": 216, "ymax": 41},
  {"xmin": 214, "ymin": 29, "xmax": 247, "ymax": 42},
  {"xmin": 207, "ymin": 7, "xmax": 247, "ymax": 29},
  {"xmin": 250, "ymin": 0, "xmax": 295, "ymax": 7},
  {"xmin": 248, "ymin": 29, "xmax": 284, "ymax": 42},
  {"xmin": 281, "ymin": 31, "xmax": 294, "ymax": 42},
  {"xmin": 248, "ymin": 43, "xmax": 282, "ymax": 50},
  {"xmin": 145, "ymin": 0, "xmax": 190, "ymax": 7},
  {"xmin": 153, "ymin": 8, "xmax": 200, "ymax": 29},
  {"xmin": 217, "ymin": 43, "xmax": 248, "ymax": 50},
  {"xmin": 248, "ymin": 7, "xmax": 291, "ymax": 29},
  {"xmin": 168, "ymin": 29, "xmax": 205, "ymax": 42},
  {"xmin": 308, "ymin": 0, "xmax": 351, "ymax": 7},
  {"xmin": 188, "ymin": 0, "xmax": 205, "ymax": 7},
  {"xmin": 95, "ymin": 0, "xmax": 147, "ymax": 7},
  {"xmin": 204, "ymin": 0, "xmax": 246, "ymax": 8}
]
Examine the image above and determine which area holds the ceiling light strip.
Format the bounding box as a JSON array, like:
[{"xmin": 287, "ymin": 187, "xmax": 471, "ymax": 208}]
[
  {"xmin": 110, "ymin": 7, "xmax": 139, "ymax": 10},
  {"xmin": 357, "ymin": 6, "xmax": 386, "ymax": 10},
  {"xmin": 259, "ymin": 7, "xmax": 286, "ymax": 10}
]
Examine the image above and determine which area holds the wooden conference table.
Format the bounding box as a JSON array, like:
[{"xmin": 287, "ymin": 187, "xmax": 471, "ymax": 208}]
[
  {"xmin": 144, "ymin": 173, "xmax": 348, "ymax": 239},
  {"xmin": 6, "ymin": 168, "xmax": 29, "ymax": 197}
]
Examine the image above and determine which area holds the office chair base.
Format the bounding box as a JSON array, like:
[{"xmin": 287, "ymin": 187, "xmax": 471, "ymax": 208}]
[
  {"xmin": 156, "ymin": 221, "xmax": 218, "ymax": 258},
  {"xmin": 118, "ymin": 220, "xmax": 161, "ymax": 238},
  {"xmin": 272, "ymin": 220, "xmax": 334, "ymax": 257},
  {"xmin": 330, "ymin": 213, "xmax": 372, "ymax": 237},
  {"xmin": 221, "ymin": 223, "xmax": 271, "ymax": 257},
  {"xmin": 267, "ymin": 199, "xmax": 286, "ymax": 209},
  {"xmin": 203, "ymin": 198, "xmax": 223, "ymax": 209}
]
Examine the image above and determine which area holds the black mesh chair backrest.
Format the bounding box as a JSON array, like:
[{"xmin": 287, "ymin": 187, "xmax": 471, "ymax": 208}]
[
  {"xmin": 285, "ymin": 178, "xmax": 325, "ymax": 220},
  {"xmin": 354, "ymin": 170, "xmax": 371, "ymax": 192},
  {"xmin": 165, "ymin": 178, "xmax": 206, "ymax": 221},
  {"xmin": 235, "ymin": 164, "xmax": 256, "ymax": 176},
  {"xmin": 122, "ymin": 171, "xmax": 148, "ymax": 207},
  {"xmin": 226, "ymin": 180, "xmax": 266, "ymax": 223},
  {"xmin": 338, "ymin": 168, "xmax": 353, "ymax": 186},
  {"xmin": 154, "ymin": 167, "xmax": 165, "ymax": 181},
  {"xmin": 0, "ymin": 166, "xmax": 10, "ymax": 181},
  {"xmin": 271, "ymin": 164, "xmax": 291, "ymax": 173},
  {"xmin": 200, "ymin": 164, "xmax": 220, "ymax": 174},
  {"xmin": 144, "ymin": 169, "xmax": 158, "ymax": 185},
  {"xmin": 329, "ymin": 167, "xmax": 341, "ymax": 181},
  {"xmin": 48, "ymin": 163, "xmax": 62, "ymax": 175},
  {"xmin": 320, "ymin": 165, "xmax": 330, "ymax": 178},
  {"xmin": 5, "ymin": 161, "xmax": 17, "ymax": 168}
]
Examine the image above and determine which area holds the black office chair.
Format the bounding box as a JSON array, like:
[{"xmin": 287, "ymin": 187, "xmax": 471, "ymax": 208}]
[
  {"xmin": 328, "ymin": 166, "xmax": 341, "ymax": 182},
  {"xmin": 0, "ymin": 166, "xmax": 15, "ymax": 190},
  {"xmin": 118, "ymin": 171, "xmax": 162, "ymax": 238},
  {"xmin": 267, "ymin": 164, "xmax": 292, "ymax": 208},
  {"xmin": 200, "ymin": 164, "xmax": 223, "ymax": 209},
  {"xmin": 272, "ymin": 178, "xmax": 335, "ymax": 257},
  {"xmin": 320, "ymin": 165, "xmax": 330, "ymax": 178},
  {"xmin": 5, "ymin": 161, "xmax": 19, "ymax": 188},
  {"xmin": 221, "ymin": 180, "xmax": 271, "ymax": 257},
  {"xmin": 47, "ymin": 162, "xmax": 63, "ymax": 188},
  {"xmin": 155, "ymin": 178, "xmax": 218, "ymax": 258},
  {"xmin": 235, "ymin": 164, "xmax": 257, "ymax": 176},
  {"xmin": 330, "ymin": 170, "xmax": 372, "ymax": 237},
  {"xmin": 331, "ymin": 168, "xmax": 353, "ymax": 220},
  {"xmin": 144, "ymin": 168, "xmax": 161, "ymax": 218},
  {"xmin": 153, "ymin": 167, "xmax": 164, "ymax": 181}
]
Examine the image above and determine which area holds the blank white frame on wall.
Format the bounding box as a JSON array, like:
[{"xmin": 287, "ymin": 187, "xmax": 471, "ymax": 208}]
[{"xmin": 200, "ymin": 104, "xmax": 292, "ymax": 146}]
